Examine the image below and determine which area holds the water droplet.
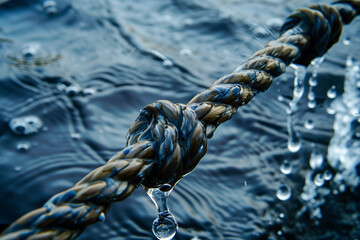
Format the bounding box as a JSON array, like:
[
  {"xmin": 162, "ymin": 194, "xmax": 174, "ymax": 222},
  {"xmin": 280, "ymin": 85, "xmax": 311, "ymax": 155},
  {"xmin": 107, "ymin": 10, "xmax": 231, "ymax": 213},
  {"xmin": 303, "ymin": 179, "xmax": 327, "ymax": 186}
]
[
  {"xmin": 327, "ymin": 85, "xmax": 337, "ymax": 99},
  {"xmin": 279, "ymin": 213, "xmax": 285, "ymax": 219},
  {"xmin": 17, "ymin": 143, "xmax": 31, "ymax": 152},
  {"xmin": 146, "ymin": 188, "xmax": 178, "ymax": 240},
  {"xmin": 326, "ymin": 106, "xmax": 336, "ymax": 115},
  {"xmin": 98, "ymin": 212, "xmax": 105, "ymax": 222},
  {"xmin": 277, "ymin": 95, "xmax": 284, "ymax": 102},
  {"xmin": 179, "ymin": 48, "xmax": 192, "ymax": 56},
  {"xmin": 314, "ymin": 173, "xmax": 325, "ymax": 187},
  {"xmin": 309, "ymin": 151, "xmax": 324, "ymax": 169},
  {"xmin": 9, "ymin": 116, "xmax": 43, "ymax": 135},
  {"xmin": 43, "ymin": 0, "xmax": 58, "ymax": 15},
  {"xmin": 65, "ymin": 85, "xmax": 81, "ymax": 96},
  {"xmin": 276, "ymin": 184, "xmax": 292, "ymax": 201},
  {"xmin": 206, "ymin": 124, "xmax": 217, "ymax": 138},
  {"xmin": 309, "ymin": 77, "xmax": 318, "ymax": 87},
  {"xmin": 339, "ymin": 184, "xmax": 346, "ymax": 192},
  {"xmin": 308, "ymin": 100, "xmax": 316, "ymax": 109},
  {"xmin": 280, "ymin": 160, "xmax": 292, "ymax": 175},
  {"xmin": 324, "ymin": 170, "xmax": 333, "ymax": 181},
  {"xmin": 71, "ymin": 133, "xmax": 81, "ymax": 140},
  {"xmin": 22, "ymin": 43, "xmax": 40, "ymax": 59},
  {"xmin": 304, "ymin": 119, "xmax": 314, "ymax": 129},
  {"xmin": 244, "ymin": 181, "xmax": 247, "ymax": 186},
  {"xmin": 288, "ymin": 137, "xmax": 301, "ymax": 152},
  {"xmin": 343, "ymin": 37, "xmax": 351, "ymax": 45},
  {"xmin": 308, "ymin": 91, "xmax": 315, "ymax": 101},
  {"xmin": 162, "ymin": 59, "xmax": 173, "ymax": 67},
  {"xmin": 277, "ymin": 230, "xmax": 283, "ymax": 236},
  {"xmin": 82, "ymin": 88, "xmax": 97, "ymax": 96}
]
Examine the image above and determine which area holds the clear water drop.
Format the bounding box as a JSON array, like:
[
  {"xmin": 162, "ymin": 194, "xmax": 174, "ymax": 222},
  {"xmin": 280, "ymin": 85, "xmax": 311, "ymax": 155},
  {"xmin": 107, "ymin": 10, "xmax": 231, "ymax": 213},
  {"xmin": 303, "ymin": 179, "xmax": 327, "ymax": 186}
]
[
  {"xmin": 308, "ymin": 100, "xmax": 316, "ymax": 109},
  {"xmin": 308, "ymin": 91, "xmax": 315, "ymax": 101},
  {"xmin": 163, "ymin": 59, "xmax": 173, "ymax": 67},
  {"xmin": 276, "ymin": 184, "xmax": 292, "ymax": 201},
  {"xmin": 65, "ymin": 85, "xmax": 81, "ymax": 96},
  {"xmin": 179, "ymin": 48, "xmax": 192, "ymax": 56},
  {"xmin": 277, "ymin": 95, "xmax": 284, "ymax": 102},
  {"xmin": 309, "ymin": 77, "xmax": 318, "ymax": 87},
  {"xmin": 310, "ymin": 151, "xmax": 324, "ymax": 169},
  {"xmin": 314, "ymin": 173, "xmax": 325, "ymax": 187},
  {"xmin": 288, "ymin": 136, "xmax": 301, "ymax": 152},
  {"xmin": 17, "ymin": 143, "xmax": 31, "ymax": 152},
  {"xmin": 279, "ymin": 213, "xmax": 285, "ymax": 219},
  {"xmin": 327, "ymin": 85, "xmax": 337, "ymax": 99},
  {"xmin": 324, "ymin": 170, "xmax": 333, "ymax": 181},
  {"xmin": 146, "ymin": 187, "xmax": 178, "ymax": 240},
  {"xmin": 304, "ymin": 119, "xmax": 314, "ymax": 129},
  {"xmin": 280, "ymin": 160, "xmax": 292, "ymax": 175},
  {"xmin": 43, "ymin": 0, "xmax": 58, "ymax": 15},
  {"xmin": 326, "ymin": 106, "xmax": 336, "ymax": 115},
  {"xmin": 71, "ymin": 133, "xmax": 81, "ymax": 140},
  {"xmin": 9, "ymin": 116, "xmax": 43, "ymax": 135}
]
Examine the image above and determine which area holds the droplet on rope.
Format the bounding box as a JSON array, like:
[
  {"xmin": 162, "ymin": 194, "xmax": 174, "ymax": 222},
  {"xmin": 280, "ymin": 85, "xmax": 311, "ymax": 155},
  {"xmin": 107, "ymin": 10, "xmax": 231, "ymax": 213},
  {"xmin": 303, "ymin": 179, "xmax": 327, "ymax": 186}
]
[
  {"xmin": 98, "ymin": 212, "xmax": 105, "ymax": 222},
  {"xmin": 280, "ymin": 160, "xmax": 292, "ymax": 175},
  {"xmin": 276, "ymin": 184, "xmax": 291, "ymax": 201},
  {"xmin": 9, "ymin": 116, "xmax": 43, "ymax": 135},
  {"xmin": 327, "ymin": 85, "xmax": 337, "ymax": 99},
  {"xmin": 146, "ymin": 188, "xmax": 178, "ymax": 240}
]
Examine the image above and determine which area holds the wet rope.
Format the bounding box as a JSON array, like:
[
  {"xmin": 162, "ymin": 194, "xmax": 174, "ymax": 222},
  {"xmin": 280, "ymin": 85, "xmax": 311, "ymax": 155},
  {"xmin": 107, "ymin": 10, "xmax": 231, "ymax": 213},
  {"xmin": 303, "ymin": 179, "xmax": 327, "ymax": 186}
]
[{"xmin": 1, "ymin": 1, "xmax": 359, "ymax": 239}]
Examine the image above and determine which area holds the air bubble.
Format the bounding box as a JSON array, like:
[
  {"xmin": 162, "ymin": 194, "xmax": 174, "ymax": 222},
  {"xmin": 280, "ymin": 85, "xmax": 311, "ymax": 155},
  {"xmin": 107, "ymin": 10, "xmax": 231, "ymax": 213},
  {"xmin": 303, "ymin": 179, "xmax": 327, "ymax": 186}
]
[
  {"xmin": 327, "ymin": 86, "xmax": 337, "ymax": 99},
  {"xmin": 280, "ymin": 160, "xmax": 292, "ymax": 175},
  {"xmin": 71, "ymin": 133, "xmax": 81, "ymax": 140},
  {"xmin": 17, "ymin": 143, "xmax": 31, "ymax": 152},
  {"xmin": 304, "ymin": 119, "xmax": 314, "ymax": 129},
  {"xmin": 82, "ymin": 88, "xmax": 97, "ymax": 96},
  {"xmin": 9, "ymin": 116, "xmax": 43, "ymax": 135},
  {"xmin": 276, "ymin": 184, "xmax": 292, "ymax": 201}
]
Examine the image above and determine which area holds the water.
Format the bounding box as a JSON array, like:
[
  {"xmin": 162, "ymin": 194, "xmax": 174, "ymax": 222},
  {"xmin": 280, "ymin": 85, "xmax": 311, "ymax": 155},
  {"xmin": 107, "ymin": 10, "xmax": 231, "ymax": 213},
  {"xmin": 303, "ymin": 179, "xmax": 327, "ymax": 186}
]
[{"xmin": 0, "ymin": 1, "xmax": 359, "ymax": 240}]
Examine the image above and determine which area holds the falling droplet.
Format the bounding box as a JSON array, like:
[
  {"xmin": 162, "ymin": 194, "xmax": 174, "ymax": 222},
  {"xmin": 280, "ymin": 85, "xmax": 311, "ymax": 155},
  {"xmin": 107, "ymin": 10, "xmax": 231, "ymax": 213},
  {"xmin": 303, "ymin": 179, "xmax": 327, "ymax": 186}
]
[
  {"xmin": 304, "ymin": 119, "xmax": 314, "ymax": 129},
  {"xmin": 98, "ymin": 212, "xmax": 105, "ymax": 222},
  {"xmin": 43, "ymin": 0, "xmax": 58, "ymax": 15},
  {"xmin": 280, "ymin": 160, "xmax": 292, "ymax": 175},
  {"xmin": 309, "ymin": 150, "xmax": 324, "ymax": 169},
  {"xmin": 9, "ymin": 116, "xmax": 43, "ymax": 135},
  {"xmin": 17, "ymin": 143, "xmax": 31, "ymax": 152},
  {"xmin": 314, "ymin": 173, "xmax": 325, "ymax": 187},
  {"xmin": 308, "ymin": 91, "xmax": 315, "ymax": 101},
  {"xmin": 279, "ymin": 213, "xmax": 285, "ymax": 219},
  {"xmin": 309, "ymin": 77, "xmax": 318, "ymax": 87},
  {"xmin": 277, "ymin": 230, "xmax": 283, "ymax": 236},
  {"xmin": 71, "ymin": 133, "xmax": 81, "ymax": 140},
  {"xmin": 326, "ymin": 106, "xmax": 336, "ymax": 115},
  {"xmin": 276, "ymin": 184, "xmax": 292, "ymax": 201},
  {"xmin": 287, "ymin": 134, "xmax": 301, "ymax": 152},
  {"xmin": 327, "ymin": 85, "xmax": 337, "ymax": 99},
  {"xmin": 308, "ymin": 100, "xmax": 316, "ymax": 109},
  {"xmin": 146, "ymin": 188, "xmax": 178, "ymax": 240},
  {"xmin": 324, "ymin": 170, "xmax": 333, "ymax": 181}
]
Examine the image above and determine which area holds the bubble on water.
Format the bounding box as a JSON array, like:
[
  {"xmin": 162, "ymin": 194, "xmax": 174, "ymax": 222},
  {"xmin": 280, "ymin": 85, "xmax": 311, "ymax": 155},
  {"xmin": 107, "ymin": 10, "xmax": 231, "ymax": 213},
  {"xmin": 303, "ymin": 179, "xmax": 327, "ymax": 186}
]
[
  {"xmin": 327, "ymin": 85, "xmax": 337, "ymax": 99},
  {"xmin": 304, "ymin": 119, "xmax": 314, "ymax": 129},
  {"xmin": 17, "ymin": 143, "xmax": 31, "ymax": 152},
  {"xmin": 280, "ymin": 160, "xmax": 292, "ymax": 175},
  {"xmin": 179, "ymin": 48, "xmax": 192, "ymax": 56},
  {"xmin": 324, "ymin": 170, "xmax": 333, "ymax": 181},
  {"xmin": 276, "ymin": 184, "xmax": 292, "ymax": 201},
  {"xmin": 314, "ymin": 173, "xmax": 325, "ymax": 187},
  {"xmin": 343, "ymin": 37, "xmax": 351, "ymax": 45},
  {"xmin": 22, "ymin": 43, "xmax": 40, "ymax": 59},
  {"xmin": 43, "ymin": 0, "xmax": 58, "ymax": 15},
  {"xmin": 9, "ymin": 116, "xmax": 43, "ymax": 135},
  {"xmin": 308, "ymin": 100, "xmax": 316, "ymax": 109}
]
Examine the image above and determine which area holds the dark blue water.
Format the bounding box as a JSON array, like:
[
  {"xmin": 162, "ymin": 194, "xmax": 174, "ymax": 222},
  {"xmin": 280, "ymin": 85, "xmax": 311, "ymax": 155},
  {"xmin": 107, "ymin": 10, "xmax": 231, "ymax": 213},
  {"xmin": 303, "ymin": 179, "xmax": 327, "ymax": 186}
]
[{"xmin": 1, "ymin": 0, "xmax": 360, "ymax": 239}]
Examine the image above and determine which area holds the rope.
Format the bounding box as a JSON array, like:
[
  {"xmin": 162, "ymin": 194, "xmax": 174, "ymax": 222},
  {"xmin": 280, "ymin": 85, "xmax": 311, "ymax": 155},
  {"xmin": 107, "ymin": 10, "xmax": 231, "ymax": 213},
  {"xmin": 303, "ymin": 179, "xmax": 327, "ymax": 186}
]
[{"xmin": 1, "ymin": 1, "xmax": 359, "ymax": 239}]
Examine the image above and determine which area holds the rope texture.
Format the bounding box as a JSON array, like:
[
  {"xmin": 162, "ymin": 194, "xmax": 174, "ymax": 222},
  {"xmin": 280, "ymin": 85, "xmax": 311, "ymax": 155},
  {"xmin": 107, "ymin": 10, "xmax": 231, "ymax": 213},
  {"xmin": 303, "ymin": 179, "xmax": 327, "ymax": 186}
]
[{"xmin": 1, "ymin": 1, "xmax": 359, "ymax": 239}]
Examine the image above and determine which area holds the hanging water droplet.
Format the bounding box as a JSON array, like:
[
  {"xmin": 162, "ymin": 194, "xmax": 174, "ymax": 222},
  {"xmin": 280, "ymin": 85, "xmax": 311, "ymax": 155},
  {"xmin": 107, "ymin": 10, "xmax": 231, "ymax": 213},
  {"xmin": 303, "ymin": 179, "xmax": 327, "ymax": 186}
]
[
  {"xmin": 146, "ymin": 188, "xmax": 178, "ymax": 240},
  {"xmin": 326, "ymin": 106, "xmax": 336, "ymax": 115},
  {"xmin": 308, "ymin": 91, "xmax": 315, "ymax": 101},
  {"xmin": 280, "ymin": 160, "xmax": 292, "ymax": 175},
  {"xmin": 314, "ymin": 173, "xmax": 325, "ymax": 187},
  {"xmin": 343, "ymin": 37, "xmax": 351, "ymax": 46},
  {"xmin": 288, "ymin": 136, "xmax": 301, "ymax": 153},
  {"xmin": 43, "ymin": 0, "xmax": 58, "ymax": 15},
  {"xmin": 308, "ymin": 100, "xmax": 316, "ymax": 109},
  {"xmin": 9, "ymin": 116, "xmax": 43, "ymax": 135},
  {"xmin": 324, "ymin": 170, "xmax": 333, "ymax": 181},
  {"xmin": 276, "ymin": 184, "xmax": 292, "ymax": 201},
  {"xmin": 309, "ymin": 77, "xmax": 318, "ymax": 87},
  {"xmin": 327, "ymin": 85, "xmax": 337, "ymax": 99},
  {"xmin": 16, "ymin": 143, "xmax": 31, "ymax": 152},
  {"xmin": 304, "ymin": 119, "xmax": 314, "ymax": 129}
]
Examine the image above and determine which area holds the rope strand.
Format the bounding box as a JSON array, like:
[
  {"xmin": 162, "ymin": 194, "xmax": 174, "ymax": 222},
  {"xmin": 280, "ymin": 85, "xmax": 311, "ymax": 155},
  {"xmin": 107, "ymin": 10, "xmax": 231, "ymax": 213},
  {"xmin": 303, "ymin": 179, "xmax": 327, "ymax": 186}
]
[{"xmin": 1, "ymin": 1, "xmax": 359, "ymax": 239}]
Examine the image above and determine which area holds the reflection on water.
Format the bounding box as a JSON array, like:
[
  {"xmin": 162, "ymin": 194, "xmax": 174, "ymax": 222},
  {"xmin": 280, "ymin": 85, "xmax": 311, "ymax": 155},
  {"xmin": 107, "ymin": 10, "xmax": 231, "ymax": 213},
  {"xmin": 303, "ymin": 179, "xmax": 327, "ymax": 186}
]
[{"xmin": 0, "ymin": 0, "xmax": 360, "ymax": 239}]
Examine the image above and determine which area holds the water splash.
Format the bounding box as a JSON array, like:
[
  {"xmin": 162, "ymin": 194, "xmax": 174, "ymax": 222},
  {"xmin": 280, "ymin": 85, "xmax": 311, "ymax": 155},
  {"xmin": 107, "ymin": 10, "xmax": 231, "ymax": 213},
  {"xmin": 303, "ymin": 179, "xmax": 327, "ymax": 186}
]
[
  {"xmin": 146, "ymin": 185, "xmax": 178, "ymax": 240},
  {"xmin": 307, "ymin": 57, "xmax": 325, "ymax": 109}
]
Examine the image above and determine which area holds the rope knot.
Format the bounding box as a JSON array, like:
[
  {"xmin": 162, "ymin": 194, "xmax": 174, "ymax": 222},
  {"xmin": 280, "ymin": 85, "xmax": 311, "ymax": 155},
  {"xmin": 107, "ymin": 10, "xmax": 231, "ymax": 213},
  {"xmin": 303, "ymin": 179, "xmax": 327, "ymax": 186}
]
[{"xmin": 127, "ymin": 100, "xmax": 207, "ymax": 188}]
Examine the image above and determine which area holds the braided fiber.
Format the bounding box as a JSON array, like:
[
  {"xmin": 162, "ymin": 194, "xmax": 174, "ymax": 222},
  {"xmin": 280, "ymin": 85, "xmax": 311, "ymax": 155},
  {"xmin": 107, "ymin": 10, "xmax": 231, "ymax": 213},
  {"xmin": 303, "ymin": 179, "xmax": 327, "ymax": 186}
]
[{"xmin": 1, "ymin": 1, "xmax": 359, "ymax": 239}]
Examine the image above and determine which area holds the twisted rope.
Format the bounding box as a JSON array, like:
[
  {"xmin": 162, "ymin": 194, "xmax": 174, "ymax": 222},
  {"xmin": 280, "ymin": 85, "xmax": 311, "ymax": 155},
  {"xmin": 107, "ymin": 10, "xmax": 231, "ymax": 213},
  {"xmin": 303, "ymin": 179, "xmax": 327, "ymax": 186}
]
[{"xmin": 1, "ymin": 1, "xmax": 359, "ymax": 239}]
